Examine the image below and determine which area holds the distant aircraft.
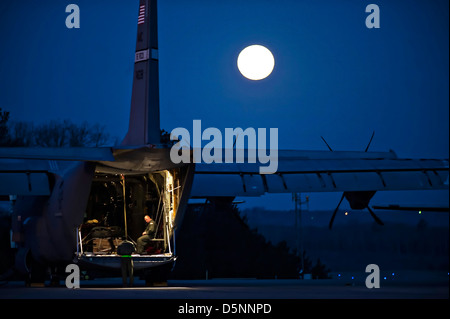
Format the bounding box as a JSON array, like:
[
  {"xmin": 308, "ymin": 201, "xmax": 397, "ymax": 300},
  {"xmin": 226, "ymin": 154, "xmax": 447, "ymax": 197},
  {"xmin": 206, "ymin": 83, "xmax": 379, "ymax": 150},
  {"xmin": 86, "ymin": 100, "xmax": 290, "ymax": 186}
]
[{"xmin": 0, "ymin": 0, "xmax": 448, "ymax": 285}]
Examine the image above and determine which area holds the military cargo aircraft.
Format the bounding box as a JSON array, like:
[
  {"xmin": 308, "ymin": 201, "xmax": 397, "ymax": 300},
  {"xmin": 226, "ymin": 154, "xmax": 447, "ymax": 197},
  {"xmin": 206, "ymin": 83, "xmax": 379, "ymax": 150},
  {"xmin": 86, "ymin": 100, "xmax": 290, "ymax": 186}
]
[{"xmin": 0, "ymin": 0, "xmax": 448, "ymax": 285}]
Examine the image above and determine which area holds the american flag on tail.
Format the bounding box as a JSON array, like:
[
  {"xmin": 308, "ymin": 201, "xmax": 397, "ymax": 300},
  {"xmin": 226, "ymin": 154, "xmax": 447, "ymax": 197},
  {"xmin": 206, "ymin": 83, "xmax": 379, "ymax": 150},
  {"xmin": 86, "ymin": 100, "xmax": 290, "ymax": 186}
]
[{"xmin": 138, "ymin": 4, "xmax": 145, "ymax": 25}]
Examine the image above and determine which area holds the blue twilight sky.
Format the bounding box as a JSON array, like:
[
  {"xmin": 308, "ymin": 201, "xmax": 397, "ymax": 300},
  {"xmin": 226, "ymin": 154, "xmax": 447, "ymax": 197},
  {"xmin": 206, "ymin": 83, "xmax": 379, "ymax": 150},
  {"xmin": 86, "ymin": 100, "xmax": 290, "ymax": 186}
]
[{"xmin": 0, "ymin": 0, "xmax": 448, "ymax": 211}]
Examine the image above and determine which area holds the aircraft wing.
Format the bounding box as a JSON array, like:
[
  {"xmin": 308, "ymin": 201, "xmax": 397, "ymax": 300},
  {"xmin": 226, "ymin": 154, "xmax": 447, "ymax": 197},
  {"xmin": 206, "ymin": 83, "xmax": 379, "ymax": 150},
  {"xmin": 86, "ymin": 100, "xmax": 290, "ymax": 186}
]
[
  {"xmin": 190, "ymin": 150, "xmax": 449, "ymax": 197},
  {"xmin": 0, "ymin": 145, "xmax": 182, "ymax": 196},
  {"xmin": 371, "ymin": 204, "xmax": 449, "ymax": 213}
]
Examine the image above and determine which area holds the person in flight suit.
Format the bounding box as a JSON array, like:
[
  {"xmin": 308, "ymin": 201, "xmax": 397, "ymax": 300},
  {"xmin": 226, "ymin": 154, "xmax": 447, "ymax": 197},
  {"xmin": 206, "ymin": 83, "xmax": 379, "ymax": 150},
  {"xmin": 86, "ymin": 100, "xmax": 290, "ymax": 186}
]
[
  {"xmin": 117, "ymin": 240, "xmax": 135, "ymax": 287},
  {"xmin": 136, "ymin": 215, "xmax": 156, "ymax": 254}
]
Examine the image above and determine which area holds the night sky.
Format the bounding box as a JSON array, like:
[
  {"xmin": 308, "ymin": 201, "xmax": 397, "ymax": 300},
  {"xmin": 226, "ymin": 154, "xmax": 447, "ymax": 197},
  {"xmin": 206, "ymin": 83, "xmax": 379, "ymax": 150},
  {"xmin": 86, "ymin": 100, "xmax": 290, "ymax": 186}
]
[{"xmin": 0, "ymin": 0, "xmax": 448, "ymax": 212}]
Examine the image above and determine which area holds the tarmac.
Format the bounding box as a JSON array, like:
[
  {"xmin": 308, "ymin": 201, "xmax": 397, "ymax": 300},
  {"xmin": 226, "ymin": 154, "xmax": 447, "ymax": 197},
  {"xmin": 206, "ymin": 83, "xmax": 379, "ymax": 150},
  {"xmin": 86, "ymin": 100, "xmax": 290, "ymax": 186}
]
[{"xmin": 0, "ymin": 271, "xmax": 448, "ymax": 299}]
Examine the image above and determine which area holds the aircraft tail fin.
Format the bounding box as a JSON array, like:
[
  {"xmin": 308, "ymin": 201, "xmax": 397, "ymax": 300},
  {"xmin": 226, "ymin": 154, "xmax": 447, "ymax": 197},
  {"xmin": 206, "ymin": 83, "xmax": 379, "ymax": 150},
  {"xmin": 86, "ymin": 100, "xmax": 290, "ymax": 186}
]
[{"xmin": 121, "ymin": 0, "xmax": 160, "ymax": 146}]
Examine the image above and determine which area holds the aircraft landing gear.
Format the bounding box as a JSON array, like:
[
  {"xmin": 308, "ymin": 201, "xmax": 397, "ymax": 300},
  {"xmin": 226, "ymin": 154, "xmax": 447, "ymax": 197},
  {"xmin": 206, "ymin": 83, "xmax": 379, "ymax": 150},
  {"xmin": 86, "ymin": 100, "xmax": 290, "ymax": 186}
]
[
  {"xmin": 142, "ymin": 262, "xmax": 172, "ymax": 287},
  {"xmin": 27, "ymin": 259, "xmax": 47, "ymax": 287}
]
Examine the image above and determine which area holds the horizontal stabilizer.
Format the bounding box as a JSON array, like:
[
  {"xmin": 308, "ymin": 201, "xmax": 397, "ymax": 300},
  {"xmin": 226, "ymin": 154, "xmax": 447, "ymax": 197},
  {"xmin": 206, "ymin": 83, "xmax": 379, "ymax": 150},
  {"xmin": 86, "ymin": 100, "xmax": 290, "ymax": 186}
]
[{"xmin": 0, "ymin": 147, "xmax": 115, "ymax": 162}]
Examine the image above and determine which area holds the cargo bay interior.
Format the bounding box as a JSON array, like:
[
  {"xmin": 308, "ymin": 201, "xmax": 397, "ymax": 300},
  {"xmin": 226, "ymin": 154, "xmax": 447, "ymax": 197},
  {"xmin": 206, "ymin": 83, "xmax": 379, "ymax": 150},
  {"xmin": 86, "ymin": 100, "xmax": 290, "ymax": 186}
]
[{"xmin": 77, "ymin": 168, "xmax": 182, "ymax": 257}]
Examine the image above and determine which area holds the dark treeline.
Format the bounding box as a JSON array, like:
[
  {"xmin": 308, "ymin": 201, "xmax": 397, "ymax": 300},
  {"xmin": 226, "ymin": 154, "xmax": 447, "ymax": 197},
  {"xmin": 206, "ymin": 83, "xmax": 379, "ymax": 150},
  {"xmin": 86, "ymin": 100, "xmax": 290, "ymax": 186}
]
[
  {"xmin": 0, "ymin": 108, "xmax": 115, "ymax": 147},
  {"xmin": 242, "ymin": 208, "xmax": 449, "ymax": 272},
  {"xmin": 172, "ymin": 199, "xmax": 330, "ymax": 279}
]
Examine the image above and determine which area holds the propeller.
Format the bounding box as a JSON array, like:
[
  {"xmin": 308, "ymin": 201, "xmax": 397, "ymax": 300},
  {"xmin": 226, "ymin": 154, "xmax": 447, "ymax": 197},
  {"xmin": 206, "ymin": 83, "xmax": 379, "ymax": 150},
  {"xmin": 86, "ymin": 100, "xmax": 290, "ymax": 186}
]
[
  {"xmin": 321, "ymin": 131, "xmax": 375, "ymax": 153},
  {"xmin": 320, "ymin": 136, "xmax": 333, "ymax": 152},
  {"xmin": 367, "ymin": 206, "xmax": 384, "ymax": 226},
  {"xmin": 364, "ymin": 131, "xmax": 375, "ymax": 152},
  {"xmin": 328, "ymin": 193, "xmax": 345, "ymax": 229},
  {"xmin": 329, "ymin": 192, "xmax": 384, "ymax": 230},
  {"xmin": 322, "ymin": 131, "xmax": 384, "ymax": 229}
]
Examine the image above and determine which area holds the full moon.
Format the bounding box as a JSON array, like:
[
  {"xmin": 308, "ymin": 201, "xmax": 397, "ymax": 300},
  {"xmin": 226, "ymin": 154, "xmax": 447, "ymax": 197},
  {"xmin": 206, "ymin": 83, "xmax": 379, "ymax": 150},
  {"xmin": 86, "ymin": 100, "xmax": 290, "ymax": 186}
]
[{"xmin": 237, "ymin": 45, "xmax": 275, "ymax": 80}]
